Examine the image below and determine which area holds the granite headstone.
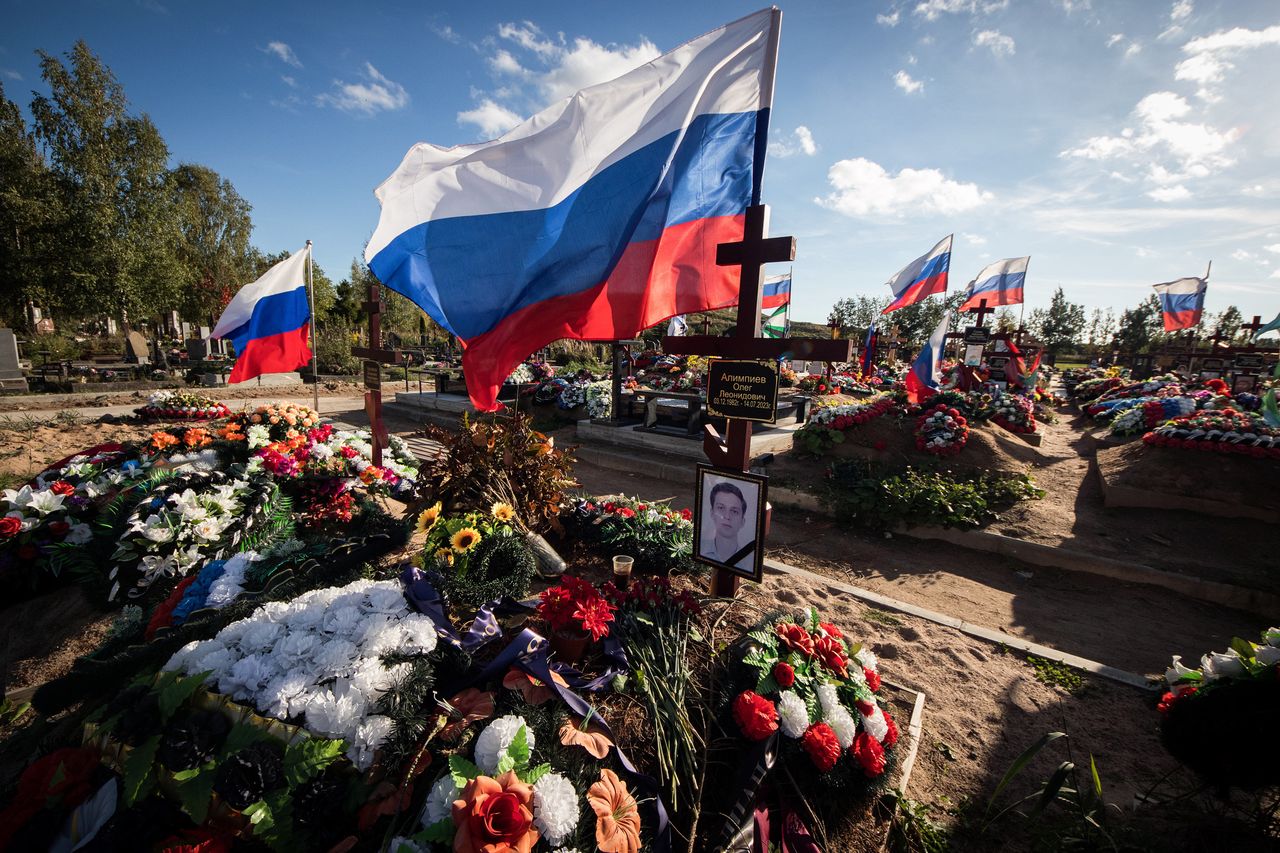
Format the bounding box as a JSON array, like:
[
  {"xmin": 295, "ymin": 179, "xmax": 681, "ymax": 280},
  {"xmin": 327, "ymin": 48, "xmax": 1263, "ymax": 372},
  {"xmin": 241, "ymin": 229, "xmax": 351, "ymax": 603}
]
[{"xmin": 0, "ymin": 329, "xmax": 28, "ymax": 391}]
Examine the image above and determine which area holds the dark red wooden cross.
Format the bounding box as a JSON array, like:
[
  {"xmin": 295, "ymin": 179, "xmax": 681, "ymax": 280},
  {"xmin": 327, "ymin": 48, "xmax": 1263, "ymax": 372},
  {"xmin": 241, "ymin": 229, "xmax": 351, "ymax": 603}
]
[
  {"xmin": 967, "ymin": 298, "xmax": 995, "ymax": 328},
  {"xmin": 352, "ymin": 283, "xmax": 401, "ymax": 466},
  {"xmin": 1240, "ymin": 315, "xmax": 1265, "ymax": 348},
  {"xmin": 662, "ymin": 204, "xmax": 852, "ymax": 597}
]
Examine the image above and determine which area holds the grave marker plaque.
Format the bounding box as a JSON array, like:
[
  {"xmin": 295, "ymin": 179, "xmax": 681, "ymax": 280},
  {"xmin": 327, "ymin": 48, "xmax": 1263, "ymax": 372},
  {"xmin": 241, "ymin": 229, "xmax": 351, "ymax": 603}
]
[
  {"xmin": 988, "ymin": 355, "xmax": 1010, "ymax": 380},
  {"xmin": 125, "ymin": 331, "xmax": 150, "ymax": 365},
  {"xmin": 0, "ymin": 329, "xmax": 28, "ymax": 391},
  {"xmin": 707, "ymin": 359, "xmax": 778, "ymax": 423},
  {"xmin": 363, "ymin": 360, "xmax": 382, "ymax": 390},
  {"xmin": 1234, "ymin": 353, "xmax": 1265, "ymax": 370},
  {"xmin": 963, "ymin": 326, "xmax": 992, "ymax": 345}
]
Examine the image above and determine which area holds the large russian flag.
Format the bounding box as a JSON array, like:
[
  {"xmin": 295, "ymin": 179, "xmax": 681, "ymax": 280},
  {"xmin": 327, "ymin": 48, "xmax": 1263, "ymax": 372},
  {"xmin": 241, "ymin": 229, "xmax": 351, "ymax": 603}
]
[
  {"xmin": 761, "ymin": 272, "xmax": 791, "ymax": 309},
  {"xmin": 960, "ymin": 256, "xmax": 1028, "ymax": 311},
  {"xmin": 365, "ymin": 9, "xmax": 780, "ymax": 411},
  {"xmin": 212, "ymin": 248, "xmax": 312, "ymax": 384},
  {"xmin": 882, "ymin": 235, "xmax": 953, "ymax": 315},
  {"xmin": 904, "ymin": 314, "xmax": 949, "ymax": 403},
  {"xmin": 1152, "ymin": 276, "xmax": 1207, "ymax": 331}
]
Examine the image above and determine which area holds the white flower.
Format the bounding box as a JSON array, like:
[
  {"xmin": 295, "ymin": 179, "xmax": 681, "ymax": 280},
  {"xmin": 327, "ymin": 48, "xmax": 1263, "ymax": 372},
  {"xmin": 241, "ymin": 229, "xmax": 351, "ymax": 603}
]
[
  {"xmin": 859, "ymin": 705, "xmax": 889, "ymax": 743},
  {"xmin": 1201, "ymin": 650, "xmax": 1245, "ymax": 681},
  {"xmin": 358, "ymin": 616, "xmax": 405, "ymax": 657},
  {"xmin": 532, "ymin": 772, "xmax": 579, "ymax": 846},
  {"xmin": 389, "ymin": 837, "xmax": 426, "ymax": 853},
  {"xmin": 246, "ymin": 424, "xmax": 271, "ymax": 449},
  {"xmin": 220, "ymin": 653, "xmax": 274, "ymax": 701},
  {"xmin": 421, "ymin": 773, "xmax": 461, "ymax": 826},
  {"xmin": 273, "ymin": 632, "xmax": 322, "ymax": 667},
  {"xmin": 314, "ymin": 638, "xmax": 360, "ymax": 678},
  {"xmin": 855, "ymin": 648, "xmax": 879, "ymax": 673},
  {"xmin": 164, "ymin": 639, "xmax": 205, "ymax": 673},
  {"xmin": 399, "ymin": 613, "xmax": 439, "ymax": 655},
  {"xmin": 1165, "ymin": 655, "xmax": 1198, "ymax": 686},
  {"xmin": 192, "ymin": 645, "xmax": 237, "ymax": 679},
  {"xmin": 1263, "ymin": 628, "xmax": 1280, "ymax": 648},
  {"xmin": 4, "ymin": 511, "xmax": 33, "ymax": 533},
  {"xmin": 193, "ymin": 517, "xmax": 228, "ymax": 541},
  {"xmin": 475, "ymin": 715, "xmax": 535, "ymax": 775},
  {"xmin": 140, "ymin": 553, "xmax": 178, "ymax": 583},
  {"xmin": 776, "ymin": 691, "xmax": 810, "ymax": 739},
  {"xmin": 311, "ymin": 443, "xmax": 334, "ymax": 460},
  {"xmin": 239, "ymin": 620, "xmax": 286, "ymax": 655},
  {"xmin": 323, "ymin": 605, "xmax": 364, "ymax": 639},
  {"xmin": 348, "ymin": 715, "xmax": 394, "ymax": 770},
  {"xmin": 350, "ymin": 659, "xmax": 408, "ymax": 700},
  {"xmin": 259, "ymin": 672, "xmax": 312, "ymax": 719},
  {"xmin": 25, "ymin": 489, "xmax": 65, "ymax": 515},
  {"xmin": 2, "ymin": 485, "xmax": 34, "ymax": 509},
  {"xmin": 139, "ymin": 515, "xmax": 175, "ymax": 543},
  {"xmin": 306, "ymin": 681, "xmax": 369, "ymax": 740},
  {"xmin": 363, "ymin": 585, "xmax": 410, "ymax": 615},
  {"xmin": 65, "ymin": 523, "xmax": 93, "ymax": 545},
  {"xmin": 1256, "ymin": 645, "xmax": 1280, "ymax": 666}
]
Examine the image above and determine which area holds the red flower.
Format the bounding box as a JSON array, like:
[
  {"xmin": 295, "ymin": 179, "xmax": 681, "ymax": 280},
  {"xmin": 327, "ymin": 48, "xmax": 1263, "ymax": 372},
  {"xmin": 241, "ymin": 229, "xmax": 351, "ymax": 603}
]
[
  {"xmin": 618, "ymin": 507, "xmax": 636, "ymax": 518},
  {"xmin": 146, "ymin": 574, "xmax": 201, "ymax": 640},
  {"xmin": 679, "ymin": 508, "xmax": 692, "ymax": 521},
  {"xmin": 1156, "ymin": 686, "xmax": 1198, "ymax": 714},
  {"xmin": 573, "ymin": 596, "xmax": 616, "ymax": 641},
  {"xmin": 772, "ymin": 662, "xmax": 796, "ymax": 688},
  {"xmin": 881, "ymin": 712, "xmax": 899, "ymax": 748},
  {"xmin": 0, "ymin": 516, "xmax": 21, "ymax": 538},
  {"xmin": 339, "ymin": 445, "xmax": 359, "ymax": 459},
  {"xmin": 863, "ymin": 666, "xmax": 882, "ymax": 692},
  {"xmin": 850, "ymin": 731, "xmax": 887, "ymax": 777},
  {"xmin": 855, "ymin": 699, "xmax": 875, "ymax": 717},
  {"xmin": 49, "ymin": 480, "xmax": 76, "ymax": 496},
  {"xmin": 732, "ymin": 691, "xmax": 779, "ymax": 741},
  {"xmin": 776, "ymin": 623, "xmax": 815, "ymax": 657},
  {"xmin": 818, "ymin": 621, "xmax": 844, "ymax": 639},
  {"xmin": 801, "ymin": 722, "xmax": 842, "ymax": 772},
  {"xmin": 47, "ymin": 520, "xmax": 70, "ymax": 538},
  {"xmin": 813, "ymin": 635, "xmax": 848, "ymax": 677}
]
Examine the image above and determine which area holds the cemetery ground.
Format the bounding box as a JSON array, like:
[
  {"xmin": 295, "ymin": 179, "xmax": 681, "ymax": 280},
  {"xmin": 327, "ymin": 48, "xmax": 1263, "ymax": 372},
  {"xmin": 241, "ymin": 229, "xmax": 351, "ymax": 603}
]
[{"xmin": 0, "ymin": 395, "xmax": 1274, "ymax": 849}]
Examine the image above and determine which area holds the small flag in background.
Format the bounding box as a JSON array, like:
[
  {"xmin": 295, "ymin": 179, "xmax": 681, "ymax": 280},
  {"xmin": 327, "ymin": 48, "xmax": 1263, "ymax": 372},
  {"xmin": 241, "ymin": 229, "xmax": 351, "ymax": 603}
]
[
  {"xmin": 860, "ymin": 323, "xmax": 878, "ymax": 378},
  {"xmin": 1152, "ymin": 276, "xmax": 1207, "ymax": 331},
  {"xmin": 1252, "ymin": 311, "xmax": 1280, "ymax": 342},
  {"xmin": 211, "ymin": 247, "xmax": 312, "ymax": 384},
  {"xmin": 761, "ymin": 303, "xmax": 788, "ymax": 338},
  {"xmin": 904, "ymin": 313, "xmax": 949, "ymax": 403},
  {"xmin": 960, "ymin": 256, "xmax": 1029, "ymax": 311},
  {"xmin": 762, "ymin": 272, "xmax": 792, "ymax": 309},
  {"xmin": 882, "ymin": 235, "xmax": 953, "ymax": 314}
]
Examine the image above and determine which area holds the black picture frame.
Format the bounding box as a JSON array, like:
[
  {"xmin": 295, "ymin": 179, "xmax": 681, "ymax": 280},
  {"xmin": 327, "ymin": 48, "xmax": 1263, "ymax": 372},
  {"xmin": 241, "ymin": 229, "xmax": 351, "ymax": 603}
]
[{"xmin": 694, "ymin": 464, "xmax": 768, "ymax": 583}]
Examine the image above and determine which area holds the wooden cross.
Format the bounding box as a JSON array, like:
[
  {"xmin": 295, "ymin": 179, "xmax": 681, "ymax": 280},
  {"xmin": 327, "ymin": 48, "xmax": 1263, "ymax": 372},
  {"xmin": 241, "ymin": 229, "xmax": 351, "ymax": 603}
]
[
  {"xmin": 967, "ymin": 298, "xmax": 995, "ymax": 328},
  {"xmin": 352, "ymin": 283, "xmax": 401, "ymax": 466},
  {"xmin": 1240, "ymin": 315, "xmax": 1265, "ymax": 349},
  {"xmin": 662, "ymin": 204, "xmax": 852, "ymax": 597}
]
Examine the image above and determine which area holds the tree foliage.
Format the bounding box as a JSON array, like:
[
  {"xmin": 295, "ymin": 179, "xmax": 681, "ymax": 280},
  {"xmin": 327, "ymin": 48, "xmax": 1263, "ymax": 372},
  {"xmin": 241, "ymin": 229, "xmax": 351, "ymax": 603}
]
[
  {"xmin": 169, "ymin": 163, "xmax": 254, "ymax": 324},
  {"xmin": 1116, "ymin": 294, "xmax": 1162, "ymax": 353},
  {"xmin": 1028, "ymin": 287, "xmax": 1086, "ymax": 355}
]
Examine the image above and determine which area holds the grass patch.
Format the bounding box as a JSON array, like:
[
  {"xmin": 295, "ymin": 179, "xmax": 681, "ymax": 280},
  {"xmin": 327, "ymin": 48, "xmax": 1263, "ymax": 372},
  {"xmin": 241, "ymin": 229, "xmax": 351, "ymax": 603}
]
[
  {"xmin": 1026, "ymin": 655, "xmax": 1086, "ymax": 694},
  {"xmin": 863, "ymin": 607, "xmax": 904, "ymax": 627}
]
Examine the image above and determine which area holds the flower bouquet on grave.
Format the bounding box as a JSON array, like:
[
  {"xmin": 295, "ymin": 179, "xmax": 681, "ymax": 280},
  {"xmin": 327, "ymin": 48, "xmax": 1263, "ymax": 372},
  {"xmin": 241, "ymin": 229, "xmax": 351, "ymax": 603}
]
[
  {"xmin": 1072, "ymin": 376, "xmax": 1125, "ymax": 402},
  {"xmin": 797, "ymin": 374, "xmax": 840, "ymax": 396},
  {"xmin": 537, "ymin": 576, "xmax": 617, "ymax": 665},
  {"xmin": 224, "ymin": 402, "xmax": 323, "ymax": 445},
  {"xmin": 914, "ymin": 404, "xmax": 969, "ymax": 456},
  {"xmin": 990, "ymin": 392, "xmax": 1037, "ymax": 434},
  {"xmin": 414, "ymin": 503, "xmax": 537, "ymax": 610},
  {"xmin": 779, "ymin": 365, "xmax": 798, "ymax": 387},
  {"xmin": 807, "ymin": 393, "xmax": 896, "ymax": 428},
  {"xmin": 1157, "ymin": 627, "xmax": 1280, "ymax": 790},
  {"xmin": 1142, "ymin": 408, "xmax": 1280, "ymax": 458},
  {"xmin": 585, "ymin": 380, "xmax": 613, "ymax": 419},
  {"xmin": 556, "ymin": 380, "xmax": 588, "ymax": 410},
  {"xmin": 560, "ymin": 495, "xmax": 694, "ymax": 574},
  {"xmin": 244, "ymin": 422, "xmax": 419, "ymax": 498},
  {"xmin": 1108, "ymin": 397, "xmax": 1196, "ymax": 436},
  {"xmin": 136, "ymin": 389, "xmax": 231, "ymax": 421}
]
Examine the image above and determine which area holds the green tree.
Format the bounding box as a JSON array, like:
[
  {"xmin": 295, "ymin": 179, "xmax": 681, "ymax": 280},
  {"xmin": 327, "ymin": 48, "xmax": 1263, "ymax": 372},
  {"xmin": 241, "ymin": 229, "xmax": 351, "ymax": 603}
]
[
  {"xmin": 1028, "ymin": 287, "xmax": 1086, "ymax": 355},
  {"xmin": 30, "ymin": 41, "xmax": 182, "ymax": 323},
  {"xmin": 170, "ymin": 163, "xmax": 254, "ymax": 325},
  {"xmin": 890, "ymin": 291, "xmax": 966, "ymax": 345},
  {"xmin": 828, "ymin": 295, "xmax": 889, "ymax": 338},
  {"xmin": 1116, "ymin": 294, "xmax": 1162, "ymax": 353},
  {"xmin": 1211, "ymin": 305, "xmax": 1243, "ymax": 342},
  {"xmin": 1085, "ymin": 307, "xmax": 1117, "ymax": 355}
]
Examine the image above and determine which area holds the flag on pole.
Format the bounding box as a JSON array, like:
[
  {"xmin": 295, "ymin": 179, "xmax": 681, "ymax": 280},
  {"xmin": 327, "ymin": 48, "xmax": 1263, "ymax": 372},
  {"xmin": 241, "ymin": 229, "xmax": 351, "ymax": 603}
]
[
  {"xmin": 904, "ymin": 313, "xmax": 949, "ymax": 403},
  {"xmin": 762, "ymin": 272, "xmax": 792, "ymax": 309},
  {"xmin": 1004, "ymin": 338, "xmax": 1042, "ymax": 390},
  {"xmin": 667, "ymin": 315, "xmax": 689, "ymax": 337},
  {"xmin": 860, "ymin": 322, "xmax": 878, "ymax": 378},
  {"xmin": 365, "ymin": 9, "xmax": 781, "ymax": 411},
  {"xmin": 1152, "ymin": 276, "xmax": 1207, "ymax": 331},
  {"xmin": 882, "ymin": 235, "xmax": 953, "ymax": 315},
  {"xmin": 1252, "ymin": 311, "xmax": 1280, "ymax": 342},
  {"xmin": 211, "ymin": 247, "xmax": 312, "ymax": 384},
  {"xmin": 960, "ymin": 256, "xmax": 1029, "ymax": 311},
  {"xmin": 761, "ymin": 303, "xmax": 788, "ymax": 338}
]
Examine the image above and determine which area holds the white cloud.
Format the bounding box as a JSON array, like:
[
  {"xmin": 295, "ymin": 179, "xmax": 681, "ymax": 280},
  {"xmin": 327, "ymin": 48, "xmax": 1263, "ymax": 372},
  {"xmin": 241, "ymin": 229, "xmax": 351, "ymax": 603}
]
[
  {"xmin": 1170, "ymin": 0, "xmax": 1193, "ymax": 21},
  {"xmin": 893, "ymin": 70, "xmax": 924, "ymax": 94},
  {"xmin": 1265, "ymin": 244, "xmax": 1280, "ymax": 254},
  {"xmin": 1106, "ymin": 33, "xmax": 1124, "ymax": 48},
  {"xmin": 973, "ymin": 30, "xmax": 1015, "ymax": 57},
  {"xmin": 963, "ymin": 232, "xmax": 987, "ymax": 245},
  {"xmin": 264, "ymin": 41, "xmax": 302, "ymax": 69},
  {"xmin": 1032, "ymin": 205, "xmax": 1259, "ymax": 236},
  {"xmin": 457, "ymin": 98, "xmax": 524, "ymax": 137},
  {"xmin": 1271, "ymin": 269, "xmax": 1280, "ymax": 279},
  {"xmin": 1177, "ymin": 24, "xmax": 1280, "ymax": 100},
  {"xmin": 1125, "ymin": 43, "xmax": 1142, "ymax": 59},
  {"xmin": 1136, "ymin": 247, "xmax": 1155, "ymax": 258},
  {"xmin": 2, "ymin": 69, "xmax": 21, "ymax": 81},
  {"xmin": 768, "ymin": 126, "xmax": 817, "ymax": 158},
  {"xmin": 914, "ymin": 0, "xmax": 1008, "ymax": 21},
  {"xmin": 431, "ymin": 24, "xmax": 462, "ymax": 44},
  {"xmin": 281, "ymin": 75, "xmax": 296, "ymax": 88},
  {"xmin": 534, "ymin": 37, "xmax": 659, "ymax": 102},
  {"xmin": 1147, "ymin": 184, "xmax": 1191, "ymax": 202},
  {"xmin": 907, "ymin": 53, "xmax": 918, "ymax": 65},
  {"xmin": 1060, "ymin": 0, "xmax": 1092, "ymax": 12},
  {"xmin": 877, "ymin": 11, "xmax": 901, "ymax": 26},
  {"xmin": 816, "ymin": 157, "xmax": 993, "ymax": 217},
  {"xmin": 489, "ymin": 49, "xmax": 526, "ymax": 76},
  {"xmin": 317, "ymin": 63, "xmax": 409, "ymax": 114},
  {"xmin": 1232, "ymin": 249, "xmax": 1254, "ymax": 261}
]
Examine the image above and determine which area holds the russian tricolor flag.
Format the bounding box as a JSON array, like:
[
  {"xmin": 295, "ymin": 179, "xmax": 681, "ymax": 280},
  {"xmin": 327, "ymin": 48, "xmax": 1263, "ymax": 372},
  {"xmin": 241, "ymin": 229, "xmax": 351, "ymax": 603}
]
[
  {"xmin": 904, "ymin": 314, "xmax": 949, "ymax": 403},
  {"xmin": 212, "ymin": 247, "xmax": 312, "ymax": 384},
  {"xmin": 762, "ymin": 272, "xmax": 791, "ymax": 309},
  {"xmin": 882, "ymin": 235, "xmax": 953, "ymax": 315},
  {"xmin": 366, "ymin": 9, "xmax": 781, "ymax": 411},
  {"xmin": 1152, "ymin": 276, "xmax": 1207, "ymax": 331},
  {"xmin": 960, "ymin": 256, "xmax": 1028, "ymax": 311}
]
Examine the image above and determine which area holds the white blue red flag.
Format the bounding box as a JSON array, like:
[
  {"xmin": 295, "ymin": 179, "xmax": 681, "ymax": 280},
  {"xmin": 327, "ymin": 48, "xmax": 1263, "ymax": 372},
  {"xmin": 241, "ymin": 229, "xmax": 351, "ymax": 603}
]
[
  {"xmin": 904, "ymin": 313, "xmax": 949, "ymax": 403},
  {"xmin": 365, "ymin": 9, "xmax": 781, "ymax": 411},
  {"xmin": 860, "ymin": 322, "xmax": 878, "ymax": 378},
  {"xmin": 211, "ymin": 247, "xmax": 312, "ymax": 384},
  {"xmin": 882, "ymin": 235, "xmax": 953, "ymax": 315},
  {"xmin": 1152, "ymin": 276, "xmax": 1207, "ymax": 331},
  {"xmin": 960, "ymin": 256, "xmax": 1028, "ymax": 311},
  {"xmin": 762, "ymin": 272, "xmax": 791, "ymax": 309}
]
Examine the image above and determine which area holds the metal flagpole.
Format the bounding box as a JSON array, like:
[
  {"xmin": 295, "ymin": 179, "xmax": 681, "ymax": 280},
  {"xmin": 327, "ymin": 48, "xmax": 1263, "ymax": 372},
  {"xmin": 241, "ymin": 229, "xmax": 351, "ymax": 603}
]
[{"xmin": 306, "ymin": 240, "xmax": 320, "ymax": 414}]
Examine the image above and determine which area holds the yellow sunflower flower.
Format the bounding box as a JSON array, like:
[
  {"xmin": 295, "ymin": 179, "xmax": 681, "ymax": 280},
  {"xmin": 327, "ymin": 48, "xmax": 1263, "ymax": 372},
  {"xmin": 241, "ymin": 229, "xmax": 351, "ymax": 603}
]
[
  {"xmin": 433, "ymin": 547, "xmax": 454, "ymax": 566},
  {"xmin": 416, "ymin": 502, "xmax": 443, "ymax": 535},
  {"xmin": 451, "ymin": 527, "xmax": 482, "ymax": 553},
  {"xmin": 490, "ymin": 501, "xmax": 516, "ymax": 523}
]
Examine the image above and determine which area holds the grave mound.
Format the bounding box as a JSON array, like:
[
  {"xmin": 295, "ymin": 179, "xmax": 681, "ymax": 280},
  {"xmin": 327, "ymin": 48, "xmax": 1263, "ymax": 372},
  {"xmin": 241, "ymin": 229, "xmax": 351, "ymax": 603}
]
[{"xmin": 1097, "ymin": 441, "xmax": 1280, "ymax": 523}]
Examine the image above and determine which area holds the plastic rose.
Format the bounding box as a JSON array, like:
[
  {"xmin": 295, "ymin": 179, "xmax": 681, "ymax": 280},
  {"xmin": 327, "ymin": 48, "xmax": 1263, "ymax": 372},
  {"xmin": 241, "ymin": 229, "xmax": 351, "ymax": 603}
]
[{"xmin": 451, "ymin": 770, "xmax": 539, "ymax": 853}]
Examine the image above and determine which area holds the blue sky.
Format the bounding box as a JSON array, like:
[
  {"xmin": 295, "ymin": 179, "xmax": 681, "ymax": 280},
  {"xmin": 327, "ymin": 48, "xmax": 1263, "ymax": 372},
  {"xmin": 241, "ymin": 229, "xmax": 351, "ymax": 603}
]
[{"xmin": 5, "ymin": 0, "xmax": 1279, "ymax": 327}]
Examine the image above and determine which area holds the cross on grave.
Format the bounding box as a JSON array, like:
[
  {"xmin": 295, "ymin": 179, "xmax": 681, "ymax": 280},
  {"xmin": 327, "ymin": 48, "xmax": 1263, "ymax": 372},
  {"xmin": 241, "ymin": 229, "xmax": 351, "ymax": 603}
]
[
  {"xmin": 662, "ymin": 204, "xmax": 852, "ymax": 597},
  {"xmin": 352, "ymin": 283, "xmax": 402, "ymax": 466},
  {"xmin": 1240, "ymin": 315, "xmax": 1266, "ymax": 346},
  {"xmin": 966, "ymin": 298, "xmax": 995, "ymax": 329}
]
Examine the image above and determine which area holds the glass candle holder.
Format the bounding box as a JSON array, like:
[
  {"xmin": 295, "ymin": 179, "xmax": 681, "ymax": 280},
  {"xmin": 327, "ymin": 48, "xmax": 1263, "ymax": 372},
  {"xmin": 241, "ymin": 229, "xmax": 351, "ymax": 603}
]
[{"xmin": 612, "ymin": 554, "xmax": 634, "ymax": 588}]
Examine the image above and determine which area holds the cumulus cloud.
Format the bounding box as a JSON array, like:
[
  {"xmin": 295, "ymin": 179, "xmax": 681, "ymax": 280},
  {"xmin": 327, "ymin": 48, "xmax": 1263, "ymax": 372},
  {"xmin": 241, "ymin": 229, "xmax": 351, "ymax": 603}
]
[
  {"xmin": 877, "ymin": 10, "xmax": 901, "ymax": 26},
  {"xmin": 1147, "ymin": 184, "xmax": 1191, "ymax": 202},
  {"xmin": 431, "ymin": 24, "xmax": 462, "ymax": 44},
  {"xmin": 1171, "ymin": 0, "xmax": 1193, "ymax": 21},
  {"xmin": 264, "ymin": 41, "xmax": 302, "ymax": 68},
  {"xmin": 816, "ymin": 157, "xmax": 993, "ymax": 217},
  {"xmin": 914, "ymin": 0, "xmax": 1008, "ymax": 21},
  {"xmin": 963, "ymin": 232, "xmax": 988, "ymax": 245},
  {"xmin": 894, "ymin": 70, "xmax": 924, "ymax": 94},
  {"xmin": 1177, "ymin": 24, "xmax": 1280, "ymax": 100},
  {"xmin": 457, "ymin": 99, "xmax": 525, "ymax": 137},
  {"xmin": 317, "ymin": 63, "xmax": 409, "ymax": 114},
  {"xmin": 768, "ymin": 126, "xmax": 817, "ymax": 158},
  {"xmin": 1265, "ymin": 244, "xmax": 1280, "ymax": 254},
  {"xmin": 973, "ymin": 30, "xmax": 1015, "ymax": 57}
]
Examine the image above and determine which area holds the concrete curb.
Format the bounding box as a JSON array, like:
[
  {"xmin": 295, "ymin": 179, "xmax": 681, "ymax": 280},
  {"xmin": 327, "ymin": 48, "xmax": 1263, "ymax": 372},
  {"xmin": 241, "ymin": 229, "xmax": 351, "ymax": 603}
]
[
  {"xmin": 767, "ymin": 486, "xmax": 1280, "ymax": 616},
  {"xmin": 762, "ymin": 556, "xmax": 1157, "ymax": 691}
]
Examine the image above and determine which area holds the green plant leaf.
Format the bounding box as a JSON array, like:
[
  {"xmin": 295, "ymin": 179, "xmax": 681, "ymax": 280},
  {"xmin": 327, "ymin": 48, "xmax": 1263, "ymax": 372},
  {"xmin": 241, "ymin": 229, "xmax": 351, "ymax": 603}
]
[
  {"xmin": 243, "ymin": 799, "xmax": 274, "ymax": 830},
  {"xmin": 284, "ymin": 737, "xmax": 346, "ymax": 787},
  {"xmin": 518, "ymin": 763, "xmax": 552, "ymax": 785},
  {"xmin": 220, "ymin": 723, "xmax": 273, "ymax": 759},
  {"xmin": 1230, "ymin": 637, "xmax": 1256, "ymax": 660},
  {"xmin": 755, "ymin": 673, "xmax": 780, "ymax": 696},
  {"xmin": 417, "ymin": 819, "xmax": 456, "ymax": 844},
  {"xmin": 158, "ymin": 671, "xmax": 209, "ymax": 721},
  {"xmin": 1028, "ymin": 761, "xmax": 1076, "ymax": 817},
  {"xmin": 123, "ymin": 734, "xmax": 161, "ymax": 807},
  {"xmin": 174, "ymin": 764, "xmax": 217, "ymax": 824},
  {"xmin": 450, "ymin": 755, "xmax": 482, "ymax": 787},
  {"xmin": 984, "ymin": 731, "xmax": 1067, "ymax": 819},
  {"xmin": 506, "ymin": 725, "xmax": 530, "ymax": 771}
]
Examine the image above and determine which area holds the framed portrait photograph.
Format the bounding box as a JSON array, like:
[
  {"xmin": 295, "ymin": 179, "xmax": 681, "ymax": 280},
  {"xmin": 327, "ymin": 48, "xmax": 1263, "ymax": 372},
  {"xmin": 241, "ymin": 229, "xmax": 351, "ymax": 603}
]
[{"xmin": 694, "ymin": 465, "xmax": 768, "ymax": 583}]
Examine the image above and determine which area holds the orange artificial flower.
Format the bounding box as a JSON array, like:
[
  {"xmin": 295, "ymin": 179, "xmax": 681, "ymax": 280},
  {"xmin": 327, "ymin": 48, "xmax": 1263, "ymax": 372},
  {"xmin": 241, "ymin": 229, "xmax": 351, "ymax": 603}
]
[
  {"xmin": 437, "ymin": 688, "xmax": 495, "ymax": 743},
  {"xmin": 558, "ymin": 712, "xmax": 614, "ymax": 760},
  {"xmin": 150, "ymin": 431, "xmax": 179, "ymax": 451},
  {"xmin": 501, "ymin": 667, "xmax": 568, "ymax": 706},
  {"xmin": 587, "ymin": 768, "xmax": 641, "ymax": 853},
  {"xmin": 451, "ymin": 771, "xmax": 539, "ymax": 853},
  {"xmin": 182, "ymin": 428, "xmax": 211, "ymax": 448}
]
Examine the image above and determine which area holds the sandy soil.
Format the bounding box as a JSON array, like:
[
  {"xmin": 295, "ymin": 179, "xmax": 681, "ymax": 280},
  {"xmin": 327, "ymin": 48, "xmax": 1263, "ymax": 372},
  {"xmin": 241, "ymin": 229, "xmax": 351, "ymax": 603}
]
[{"xmin": 0, "ymin": 381, "xmax": 366, "ymax": 413}]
